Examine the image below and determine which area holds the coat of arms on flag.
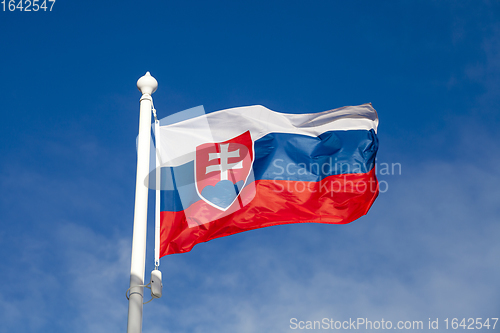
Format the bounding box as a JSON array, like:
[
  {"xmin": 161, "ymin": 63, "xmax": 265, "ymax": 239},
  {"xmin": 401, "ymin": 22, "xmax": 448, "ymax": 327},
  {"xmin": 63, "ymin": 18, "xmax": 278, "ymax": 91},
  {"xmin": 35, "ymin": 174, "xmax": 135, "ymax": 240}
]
[{"xmin": 194, "ymin": 131, "xmax": 254, "ymax": 211}]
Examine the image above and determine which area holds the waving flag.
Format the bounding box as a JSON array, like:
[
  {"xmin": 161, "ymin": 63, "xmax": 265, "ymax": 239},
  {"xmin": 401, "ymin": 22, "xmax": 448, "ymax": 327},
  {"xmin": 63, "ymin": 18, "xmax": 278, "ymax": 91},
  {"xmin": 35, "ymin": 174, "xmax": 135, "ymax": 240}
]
[{"xmin": 155, "ymin": 103, "xmax": 379, "ymax": 256}]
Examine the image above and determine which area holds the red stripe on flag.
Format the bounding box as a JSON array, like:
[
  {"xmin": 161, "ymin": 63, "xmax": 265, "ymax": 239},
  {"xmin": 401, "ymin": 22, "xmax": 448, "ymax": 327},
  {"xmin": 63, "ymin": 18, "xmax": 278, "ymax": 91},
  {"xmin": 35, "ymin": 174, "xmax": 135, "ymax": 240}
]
[{"xmin": 160, "ymin": 168, "xmax": 378, "ymax": 256}]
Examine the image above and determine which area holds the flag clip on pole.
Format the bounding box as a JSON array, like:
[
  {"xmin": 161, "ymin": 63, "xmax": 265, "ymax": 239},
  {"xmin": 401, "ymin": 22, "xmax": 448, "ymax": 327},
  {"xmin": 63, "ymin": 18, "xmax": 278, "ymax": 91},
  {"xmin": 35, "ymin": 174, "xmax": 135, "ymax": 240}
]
[
  {"xmin": 153, "ymin": 111, "xmax": 161, "ymax": 270},
  {"xmin": 150, "ymin": 107, "xmax": 163, "ymax": 300},
  {"xmin": 127, "ymin": 72, "xmax": 157, "ymax": 333}
]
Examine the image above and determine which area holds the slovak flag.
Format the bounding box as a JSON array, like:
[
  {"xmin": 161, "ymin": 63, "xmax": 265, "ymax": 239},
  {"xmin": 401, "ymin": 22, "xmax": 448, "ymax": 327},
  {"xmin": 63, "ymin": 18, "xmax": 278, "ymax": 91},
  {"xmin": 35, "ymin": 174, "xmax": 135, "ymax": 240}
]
[{"xmin": 155, "ymin": 104, "xmax": 379, "ymax": 256}]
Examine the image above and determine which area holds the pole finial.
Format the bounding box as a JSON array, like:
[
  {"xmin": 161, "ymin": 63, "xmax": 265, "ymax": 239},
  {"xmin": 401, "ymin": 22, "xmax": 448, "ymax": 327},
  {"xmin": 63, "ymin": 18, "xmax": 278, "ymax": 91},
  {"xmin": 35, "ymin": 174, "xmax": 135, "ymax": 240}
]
[{"xmin": 137, "ymin": 72, "xmax": 158, "ymax": 95}]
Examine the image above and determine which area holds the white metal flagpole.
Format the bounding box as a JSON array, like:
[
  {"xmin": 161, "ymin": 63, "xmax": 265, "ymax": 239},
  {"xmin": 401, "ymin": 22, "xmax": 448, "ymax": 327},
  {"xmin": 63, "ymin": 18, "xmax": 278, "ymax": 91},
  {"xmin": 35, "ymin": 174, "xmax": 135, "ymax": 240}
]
[{"xmin": 127, "ymin": 72, "xmax": 158, "ymax": 333}]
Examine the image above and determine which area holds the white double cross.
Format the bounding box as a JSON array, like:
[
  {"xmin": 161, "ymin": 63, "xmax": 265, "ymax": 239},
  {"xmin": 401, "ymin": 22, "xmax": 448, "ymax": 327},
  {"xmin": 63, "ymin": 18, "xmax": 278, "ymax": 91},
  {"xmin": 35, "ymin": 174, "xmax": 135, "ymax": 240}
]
[{"xmin": 205, "ymin": 144, "xmax": 243, "ymax": 180}]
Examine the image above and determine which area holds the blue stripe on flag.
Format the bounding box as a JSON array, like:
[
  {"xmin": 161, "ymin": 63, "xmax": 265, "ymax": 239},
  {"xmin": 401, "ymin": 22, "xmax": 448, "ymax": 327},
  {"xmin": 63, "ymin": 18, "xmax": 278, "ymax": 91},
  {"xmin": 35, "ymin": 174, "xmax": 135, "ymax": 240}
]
[{"xmin": 160, "ymin": 129, "xmax": 377, "ymax": 212}]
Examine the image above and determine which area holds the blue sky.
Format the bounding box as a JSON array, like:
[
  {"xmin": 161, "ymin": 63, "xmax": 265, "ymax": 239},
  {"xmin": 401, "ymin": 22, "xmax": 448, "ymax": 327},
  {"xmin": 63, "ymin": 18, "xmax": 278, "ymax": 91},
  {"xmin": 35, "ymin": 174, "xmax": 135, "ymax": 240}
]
[{"xmin": 1, "ymin": 1, "xmax": 500, "ymax": 332}]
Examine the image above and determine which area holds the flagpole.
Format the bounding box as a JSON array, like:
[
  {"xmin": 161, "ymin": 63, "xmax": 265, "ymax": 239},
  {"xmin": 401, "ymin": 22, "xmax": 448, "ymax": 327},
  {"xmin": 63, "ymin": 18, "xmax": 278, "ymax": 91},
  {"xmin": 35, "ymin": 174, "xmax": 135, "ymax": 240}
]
[{"xmin": 127, "ymin": 72, "xmax": 157, "ymax": 333}]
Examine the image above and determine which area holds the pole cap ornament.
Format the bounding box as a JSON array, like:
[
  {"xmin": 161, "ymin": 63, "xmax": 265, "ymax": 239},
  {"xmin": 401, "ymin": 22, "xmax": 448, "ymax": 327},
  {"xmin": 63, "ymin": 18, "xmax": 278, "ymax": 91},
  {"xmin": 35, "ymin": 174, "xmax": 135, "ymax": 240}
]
[{"xmin": 137, "ymin": 71, "xmax": 158, "ymax": 95}]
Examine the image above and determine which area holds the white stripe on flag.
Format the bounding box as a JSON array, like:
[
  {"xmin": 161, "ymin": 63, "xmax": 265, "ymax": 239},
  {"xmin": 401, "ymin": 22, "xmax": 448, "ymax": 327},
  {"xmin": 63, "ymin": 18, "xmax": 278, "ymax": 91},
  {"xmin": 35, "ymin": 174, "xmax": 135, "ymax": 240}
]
[{"xmin": 158, "ymin": 103, "xmax": 378, "ymax": 167}]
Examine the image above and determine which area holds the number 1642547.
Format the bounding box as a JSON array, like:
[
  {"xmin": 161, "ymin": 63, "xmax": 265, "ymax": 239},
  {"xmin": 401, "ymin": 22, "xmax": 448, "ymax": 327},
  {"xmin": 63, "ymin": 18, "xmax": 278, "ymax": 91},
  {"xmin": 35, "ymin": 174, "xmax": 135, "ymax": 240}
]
[{"xmin": 2, "ymin": 0, "xmax": 56, "ymax": 11}]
